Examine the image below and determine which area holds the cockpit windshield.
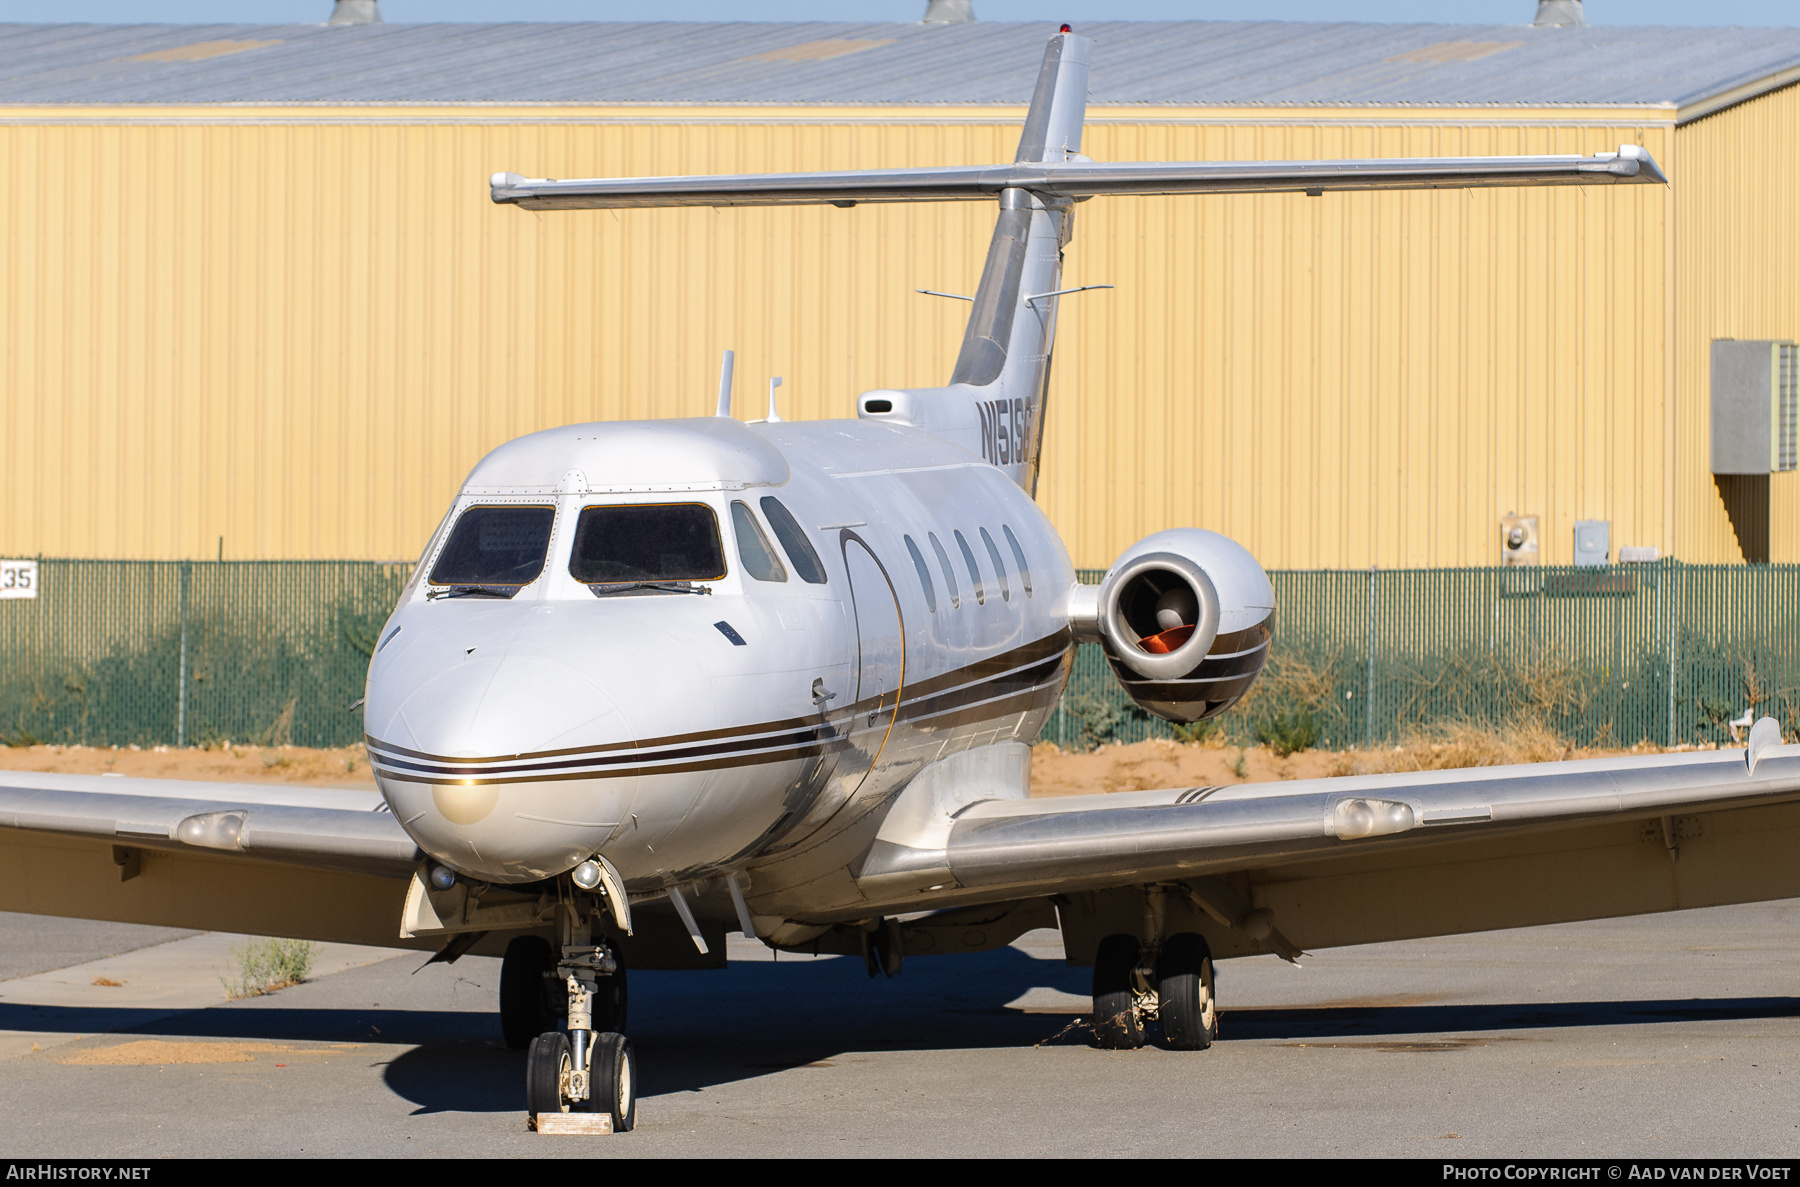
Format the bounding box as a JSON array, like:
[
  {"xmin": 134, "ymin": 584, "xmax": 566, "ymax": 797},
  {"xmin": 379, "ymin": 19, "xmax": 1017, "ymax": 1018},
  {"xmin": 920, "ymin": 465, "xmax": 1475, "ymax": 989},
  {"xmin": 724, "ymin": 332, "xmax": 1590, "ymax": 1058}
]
[
  {"xmin": 569, "ymin": 503, "xmax": 727, "ymax": 585},
  {"xmin": 429, "ymin": 505, "xmax": 555, "ymax": 593}
]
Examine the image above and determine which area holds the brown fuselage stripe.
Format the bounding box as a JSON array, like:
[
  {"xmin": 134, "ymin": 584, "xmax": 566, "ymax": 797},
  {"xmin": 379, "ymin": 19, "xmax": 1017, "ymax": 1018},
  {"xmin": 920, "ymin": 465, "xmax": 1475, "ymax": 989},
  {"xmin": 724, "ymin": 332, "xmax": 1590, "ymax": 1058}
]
[
  {"xmin": 367, "ymin": 631, "xmax": 1068, "ymax": 768},
  {"xmin": 377, "ymin": 740, "xmax": 840, "ymax": 786},
  {"xmin": 370, "ymin": 636, "xmax": 1072, "ymax": 784},
  {"xmin": 372, "ymin": 724, "xmax": 838, "ymax": 780},
  {"xmin": 906, "ymin": 676, "xmax": 1066, "ymax": 733},
  {"xmin": 900, "ymin": 654, "xmax": 1067, "ymax": 724},
  {"xmin": 366, "ymin": 711, "xmax": 825, "ymax": 766},
  {"xmin": 378, "ymin": 670, "xmax": 1068, "ymax": 788},
  {"xmin": 894, "ymin": 631, "xmax": 1070, "ymax": 701}
]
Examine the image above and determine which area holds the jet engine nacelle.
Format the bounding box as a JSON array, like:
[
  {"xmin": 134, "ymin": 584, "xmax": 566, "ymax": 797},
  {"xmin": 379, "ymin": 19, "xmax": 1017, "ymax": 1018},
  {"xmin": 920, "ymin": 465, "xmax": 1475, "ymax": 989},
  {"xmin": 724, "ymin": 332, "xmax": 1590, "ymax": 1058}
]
[{"xmin": 1066, "ymin": 529, "xmax": 1276, "ymax": 724}]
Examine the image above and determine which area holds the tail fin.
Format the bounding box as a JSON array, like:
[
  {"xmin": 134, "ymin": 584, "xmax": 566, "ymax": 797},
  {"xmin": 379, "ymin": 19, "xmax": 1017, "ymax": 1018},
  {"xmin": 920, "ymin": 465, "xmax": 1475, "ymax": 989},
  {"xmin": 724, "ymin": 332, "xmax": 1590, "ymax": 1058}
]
[{"xmin": 946, "ymin": 32, "xmax": 1091, "ymax": 493}]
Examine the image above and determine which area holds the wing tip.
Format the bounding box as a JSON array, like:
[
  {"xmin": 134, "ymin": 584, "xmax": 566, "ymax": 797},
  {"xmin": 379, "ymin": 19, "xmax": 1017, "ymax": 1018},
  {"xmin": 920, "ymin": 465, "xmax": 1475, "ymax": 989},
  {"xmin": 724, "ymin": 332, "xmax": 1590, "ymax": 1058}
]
[{"xmin": 489, "ymin": 171, "xmax": 528, "ymax": 203}]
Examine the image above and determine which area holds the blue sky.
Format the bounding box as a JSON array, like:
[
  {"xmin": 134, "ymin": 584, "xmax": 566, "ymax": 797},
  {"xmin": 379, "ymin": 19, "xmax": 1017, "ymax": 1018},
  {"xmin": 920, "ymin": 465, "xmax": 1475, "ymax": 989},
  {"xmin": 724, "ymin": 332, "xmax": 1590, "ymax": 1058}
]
[{"xmin": 8, "ymin": 1, "xmax": 1800, "ymax": 27}]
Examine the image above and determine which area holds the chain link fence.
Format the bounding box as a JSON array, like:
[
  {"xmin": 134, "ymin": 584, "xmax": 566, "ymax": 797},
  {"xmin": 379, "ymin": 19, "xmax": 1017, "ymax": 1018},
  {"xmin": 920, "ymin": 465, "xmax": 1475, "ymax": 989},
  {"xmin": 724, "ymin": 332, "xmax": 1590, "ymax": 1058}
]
[
  {"xmin": 0, "ymin": 560, "xmax": 408, "ymax": 748},
  {"xmin": 1047, "ymin": 561, "xmax": 1800, "ymax": 752},
  {"xmin": 1, "ymin": 559, "xmax": 1795, "ymax": 752}
]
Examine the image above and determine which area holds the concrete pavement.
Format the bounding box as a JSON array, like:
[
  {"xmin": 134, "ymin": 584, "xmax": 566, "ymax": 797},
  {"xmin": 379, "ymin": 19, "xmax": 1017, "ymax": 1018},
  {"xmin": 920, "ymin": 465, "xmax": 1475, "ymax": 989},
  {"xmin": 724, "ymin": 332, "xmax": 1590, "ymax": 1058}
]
[{"xmin": 0, "ymin": 901, "xmax": 1796, "ymax": 1157}]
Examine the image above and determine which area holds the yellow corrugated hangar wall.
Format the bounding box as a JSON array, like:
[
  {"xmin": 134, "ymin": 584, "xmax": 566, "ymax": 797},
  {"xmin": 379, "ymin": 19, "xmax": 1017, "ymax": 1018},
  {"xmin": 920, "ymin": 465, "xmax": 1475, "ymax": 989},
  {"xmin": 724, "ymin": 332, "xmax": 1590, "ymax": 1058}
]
[{"xmin": 0, "ymin": 19, "xmax": 1795, "ymax": 570}]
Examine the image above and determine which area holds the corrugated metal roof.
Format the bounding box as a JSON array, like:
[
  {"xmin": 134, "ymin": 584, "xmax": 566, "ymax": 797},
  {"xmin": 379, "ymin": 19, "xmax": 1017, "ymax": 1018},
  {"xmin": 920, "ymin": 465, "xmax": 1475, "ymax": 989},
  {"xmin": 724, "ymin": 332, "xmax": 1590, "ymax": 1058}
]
[{"xmin": 2, "ymin": 19, "xmax": 1799, "ymax": 110}]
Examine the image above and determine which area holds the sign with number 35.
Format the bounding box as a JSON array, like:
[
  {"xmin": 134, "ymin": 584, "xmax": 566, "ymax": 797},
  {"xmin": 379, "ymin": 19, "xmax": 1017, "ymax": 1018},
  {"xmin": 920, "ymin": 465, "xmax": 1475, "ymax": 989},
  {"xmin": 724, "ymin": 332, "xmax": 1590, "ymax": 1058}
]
[{"xmin": 0, "ymin": 560, "xmax": 38, "ymax": 599}]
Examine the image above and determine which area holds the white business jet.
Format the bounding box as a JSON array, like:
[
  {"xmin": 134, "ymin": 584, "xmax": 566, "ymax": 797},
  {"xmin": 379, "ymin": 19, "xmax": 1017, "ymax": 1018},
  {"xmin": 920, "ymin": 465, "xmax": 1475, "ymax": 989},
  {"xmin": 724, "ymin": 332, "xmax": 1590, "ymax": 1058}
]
[{"xmin": 4, "ymin": 30, "xmax": 1794, "ymax": 1135}]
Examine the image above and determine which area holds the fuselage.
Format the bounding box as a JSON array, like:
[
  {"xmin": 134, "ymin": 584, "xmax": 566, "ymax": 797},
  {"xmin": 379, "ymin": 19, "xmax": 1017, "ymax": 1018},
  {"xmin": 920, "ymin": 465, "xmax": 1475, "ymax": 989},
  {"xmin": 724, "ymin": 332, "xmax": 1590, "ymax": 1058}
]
[{"xmin": 364, "ymin": 414, "xmax": 1077, "ymax": 923}]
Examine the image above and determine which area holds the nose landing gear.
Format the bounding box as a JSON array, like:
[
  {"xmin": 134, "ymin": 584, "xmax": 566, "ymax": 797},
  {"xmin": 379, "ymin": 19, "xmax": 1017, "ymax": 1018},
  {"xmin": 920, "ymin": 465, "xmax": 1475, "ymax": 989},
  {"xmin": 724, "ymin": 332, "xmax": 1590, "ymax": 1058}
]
[{"xmin": 519, "ymin": 891, "xmax": 636, "ymax": 1132}]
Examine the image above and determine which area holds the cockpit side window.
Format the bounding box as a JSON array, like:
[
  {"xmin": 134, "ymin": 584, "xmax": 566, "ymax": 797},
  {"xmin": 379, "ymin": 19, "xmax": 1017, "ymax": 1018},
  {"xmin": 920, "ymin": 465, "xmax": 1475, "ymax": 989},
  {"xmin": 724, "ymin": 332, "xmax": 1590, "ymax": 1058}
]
[
  {"xmin": 760, "ymin": 496, "xmax": 828, "ymax": 585},
  {"xmin": 569, "ymin": 503, "xmax": 726, "ymax": 584},
  {"xmin": 980, "ymin": 527, "xmax": 1011, "ymax": 602},
  {"xmin": 1003, "ymin": 524, "xmax": 1034, "ymax": 598},
  {"xmin": 429, "ymin": 505, "xmax": 556, "ymax": 594},
  {"xmin": 731, "ymin": 501, "xmax": 788, "ymax": 583},
  {"xmin": 928, "ymin": 532, "xmax": 960, "ymax": 610},
  {"xmin": 904, "ymin": 535, "xmax": 937, "ymax": 613},
  {"xmin": 954, "ymin": 530, "xmax": 986, "ymax": 606}
]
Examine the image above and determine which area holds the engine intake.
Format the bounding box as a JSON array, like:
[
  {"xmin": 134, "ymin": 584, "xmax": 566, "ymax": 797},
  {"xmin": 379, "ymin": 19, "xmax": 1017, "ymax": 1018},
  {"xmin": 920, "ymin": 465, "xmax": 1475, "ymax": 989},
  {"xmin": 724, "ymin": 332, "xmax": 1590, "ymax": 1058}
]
[{"xmin": 1070, "ymin": 529, "xmax": 1275, "ymax": 724}]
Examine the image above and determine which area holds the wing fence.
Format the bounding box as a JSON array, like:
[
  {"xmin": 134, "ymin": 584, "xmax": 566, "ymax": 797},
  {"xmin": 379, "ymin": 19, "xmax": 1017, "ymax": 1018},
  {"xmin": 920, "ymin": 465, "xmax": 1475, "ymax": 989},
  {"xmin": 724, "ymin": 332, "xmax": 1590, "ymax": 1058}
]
[{"xmin": 0, "ymin": 559, "xmax": 1794, "ymax": 752}]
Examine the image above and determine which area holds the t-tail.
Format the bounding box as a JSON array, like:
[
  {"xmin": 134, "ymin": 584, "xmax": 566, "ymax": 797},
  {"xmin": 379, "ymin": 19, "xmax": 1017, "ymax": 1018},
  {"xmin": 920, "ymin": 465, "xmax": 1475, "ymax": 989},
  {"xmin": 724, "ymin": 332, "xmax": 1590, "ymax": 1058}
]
[{"xmin": 492, "ymin": 29, "xmax": 1666, "ymax": 495}]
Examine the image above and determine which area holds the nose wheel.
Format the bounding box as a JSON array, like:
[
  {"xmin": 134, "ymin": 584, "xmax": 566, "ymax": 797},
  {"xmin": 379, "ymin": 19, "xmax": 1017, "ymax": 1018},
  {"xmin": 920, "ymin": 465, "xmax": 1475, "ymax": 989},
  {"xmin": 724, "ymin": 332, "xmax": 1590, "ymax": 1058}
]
[
  {"xmin": 521, "ymin": 930, "xmax": 635, "ymax": 1132},
  {"xmin": 525, "ymin": 1028, "xmax": 636, "ymax": 1130}
]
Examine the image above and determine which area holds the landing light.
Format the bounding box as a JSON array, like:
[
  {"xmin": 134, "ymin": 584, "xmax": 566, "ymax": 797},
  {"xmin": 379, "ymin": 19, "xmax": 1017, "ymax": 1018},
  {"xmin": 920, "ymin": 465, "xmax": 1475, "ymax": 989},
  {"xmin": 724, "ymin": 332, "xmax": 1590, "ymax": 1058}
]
[
  {"xmin": 428, "ymin": 864, "xmax": 458, "ymax": 891},
  {"xmin": 1333, "ymin": 797, "xmax": 1415, "ymax": 839},
  {"xmin": 572, "ymin": 859, "xmax": 603, "ymax": 890}
]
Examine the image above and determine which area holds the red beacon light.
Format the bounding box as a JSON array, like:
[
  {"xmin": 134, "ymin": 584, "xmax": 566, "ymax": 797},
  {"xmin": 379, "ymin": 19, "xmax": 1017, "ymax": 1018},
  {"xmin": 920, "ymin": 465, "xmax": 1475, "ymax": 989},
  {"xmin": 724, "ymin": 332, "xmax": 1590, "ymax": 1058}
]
[{"xmin": 1060, "ymin": 24, "xmax": 1072, "ymax": 32}]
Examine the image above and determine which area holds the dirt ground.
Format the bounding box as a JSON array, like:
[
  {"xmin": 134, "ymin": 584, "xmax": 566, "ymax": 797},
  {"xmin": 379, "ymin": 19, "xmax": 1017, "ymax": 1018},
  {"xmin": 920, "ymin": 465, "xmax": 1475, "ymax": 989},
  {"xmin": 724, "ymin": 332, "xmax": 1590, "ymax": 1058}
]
[
  {"xmin": 0, "ymin": 743, "xmax": 377, "ymax": 788},
  {"xmin": 1030, "ymin": 736, "xmax": 1638, "ymax": 797},
  {"xmin": 0, "ymin": 728, "xmax": 1721, "ymax": 797}
]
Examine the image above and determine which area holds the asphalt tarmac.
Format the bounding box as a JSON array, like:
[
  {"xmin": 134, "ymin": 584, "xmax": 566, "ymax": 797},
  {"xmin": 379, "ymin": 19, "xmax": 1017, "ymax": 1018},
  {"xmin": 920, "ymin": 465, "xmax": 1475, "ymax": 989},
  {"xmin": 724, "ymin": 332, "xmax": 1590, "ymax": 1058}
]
[{"xmin": 1, "ymin": 900, "xmax": 1796, "ymax": 1158}]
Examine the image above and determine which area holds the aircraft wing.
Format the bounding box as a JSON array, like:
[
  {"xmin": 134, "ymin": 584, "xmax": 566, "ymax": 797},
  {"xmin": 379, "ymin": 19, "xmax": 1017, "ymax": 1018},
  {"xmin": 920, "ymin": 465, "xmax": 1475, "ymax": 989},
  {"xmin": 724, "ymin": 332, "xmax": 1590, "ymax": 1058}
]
[
  {"xmin": 0, "ymin": 770, "xmax": 440, "ymax": 950},
  {"xmin": 859, "ymin": 723, "xmax": 1800, "ymax": 960},
  {"xmin": 0, "ymin": 770, "xmax": 418, "ymax": 878},
  {"xmin": 489, "ymin": 145, "xmax": 1664, "ymax": 209}
]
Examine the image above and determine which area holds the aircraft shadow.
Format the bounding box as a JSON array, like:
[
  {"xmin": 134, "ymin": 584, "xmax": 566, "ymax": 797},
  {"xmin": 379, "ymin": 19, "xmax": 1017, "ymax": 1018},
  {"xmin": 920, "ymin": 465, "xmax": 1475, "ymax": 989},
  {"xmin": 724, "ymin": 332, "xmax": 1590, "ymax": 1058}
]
[
  {"xmin": 1223, "ymin": 996, "xmax": 1800, "ymax": 1042},
  {"xmin": 7, "ymin": 947, "xmax": 1797, "ymax": 1113}
]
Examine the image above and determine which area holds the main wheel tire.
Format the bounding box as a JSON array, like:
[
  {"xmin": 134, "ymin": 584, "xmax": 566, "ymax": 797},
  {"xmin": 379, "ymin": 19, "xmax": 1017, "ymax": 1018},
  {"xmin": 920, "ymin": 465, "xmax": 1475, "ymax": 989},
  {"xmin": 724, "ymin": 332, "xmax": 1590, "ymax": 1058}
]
[
  {"xmin": 1156, "ymin": 932, "xmax": 1218, "ymax": 1051},
  {"xmin": 590, "ymin": 1031, "xmax": 637, "ymax": 1132},
  {"xmin": 525, "ymin": 1030, "xmax": 573, "ymax": 1119},
  {"xmin": 1091, "ymin": 933, "xmax": 1145, "ymax": 1050},
  {"xmin": 501, "ymin": 936, "xmax": 558, "ymax": 1050},
  {"xmin": 593, "ymin": 970, "xmax": 628, "ymax": 1034}
]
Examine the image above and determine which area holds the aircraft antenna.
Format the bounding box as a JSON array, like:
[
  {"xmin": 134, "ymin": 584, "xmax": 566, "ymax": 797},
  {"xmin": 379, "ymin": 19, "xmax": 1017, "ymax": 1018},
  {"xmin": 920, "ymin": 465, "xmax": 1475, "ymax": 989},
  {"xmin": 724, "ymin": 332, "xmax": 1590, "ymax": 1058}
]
[
  {"xmin": 715, "ymin": 349, "xmax": 735, "ymax": 418},
  {"xmin": 767, "ymin": 376, "xmax": 783, "ymax": 423}
]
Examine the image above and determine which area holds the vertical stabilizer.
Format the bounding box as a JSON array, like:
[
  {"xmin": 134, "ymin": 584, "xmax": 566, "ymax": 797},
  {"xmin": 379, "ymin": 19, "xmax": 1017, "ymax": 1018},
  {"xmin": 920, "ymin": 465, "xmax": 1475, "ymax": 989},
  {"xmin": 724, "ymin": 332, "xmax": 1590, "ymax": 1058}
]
[
  {"xmin": 1013, "ymin": 32, "xmax": 1090, "ymax": 167},
  {"xmin": 874, "ymin": 32, "xmax": 1091, "ymax": 494}
]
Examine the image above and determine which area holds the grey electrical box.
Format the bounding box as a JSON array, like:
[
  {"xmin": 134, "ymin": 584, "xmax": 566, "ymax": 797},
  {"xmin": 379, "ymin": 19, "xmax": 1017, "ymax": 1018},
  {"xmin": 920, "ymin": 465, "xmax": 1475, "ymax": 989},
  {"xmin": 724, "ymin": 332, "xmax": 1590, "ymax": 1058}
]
[
  {"xmin": 1711, "ymin": 339, "xmax": 1799, "ymax": 474},
  {"xmin": 1573, "ymin": 519, "xmax": 1610, "ymax": 567}
]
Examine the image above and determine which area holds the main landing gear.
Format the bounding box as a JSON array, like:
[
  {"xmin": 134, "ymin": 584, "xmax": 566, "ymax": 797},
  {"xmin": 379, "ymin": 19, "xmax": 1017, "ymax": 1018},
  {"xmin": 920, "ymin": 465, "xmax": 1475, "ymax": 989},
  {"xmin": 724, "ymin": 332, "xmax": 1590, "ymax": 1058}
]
[
  {"xmin": 505, "ymin": 900, "xmax": 635, "ymax": 1131},
  {"xmin": 1091, "ymin": 931, "xmax": 1217, "ymax": 1051}
]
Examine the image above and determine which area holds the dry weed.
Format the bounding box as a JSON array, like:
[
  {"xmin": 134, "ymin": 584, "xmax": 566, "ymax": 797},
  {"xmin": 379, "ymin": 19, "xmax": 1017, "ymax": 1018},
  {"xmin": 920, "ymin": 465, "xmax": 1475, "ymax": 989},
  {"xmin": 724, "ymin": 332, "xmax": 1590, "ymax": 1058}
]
[
  {"xmin": 1234, "ymin": 649, "xmax": 1342, "ymax": 719},
  {"xmin": 1326, "ymin": 720, "xmax": 1570, "ymax": 775}
]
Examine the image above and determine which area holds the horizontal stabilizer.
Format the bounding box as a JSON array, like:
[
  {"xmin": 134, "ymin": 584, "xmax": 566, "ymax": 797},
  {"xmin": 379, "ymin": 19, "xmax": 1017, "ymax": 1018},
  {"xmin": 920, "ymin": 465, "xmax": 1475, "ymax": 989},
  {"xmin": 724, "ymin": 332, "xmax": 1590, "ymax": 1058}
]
[{"xmin": 491, "ymin": 145, "xmax": 1665, "ymax": 210}]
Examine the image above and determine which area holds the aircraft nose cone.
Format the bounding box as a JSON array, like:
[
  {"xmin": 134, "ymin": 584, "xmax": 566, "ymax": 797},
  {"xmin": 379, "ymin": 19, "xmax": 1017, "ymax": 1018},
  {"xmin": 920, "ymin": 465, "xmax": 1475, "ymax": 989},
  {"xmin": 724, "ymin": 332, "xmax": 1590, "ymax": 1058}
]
[
  {"xmin": 374, "ymin": 651, "xmax": 626, "ymax": 767},
  {"xmin": 367, "ymin": 644, "xmax": 630, "ymax": 881}
]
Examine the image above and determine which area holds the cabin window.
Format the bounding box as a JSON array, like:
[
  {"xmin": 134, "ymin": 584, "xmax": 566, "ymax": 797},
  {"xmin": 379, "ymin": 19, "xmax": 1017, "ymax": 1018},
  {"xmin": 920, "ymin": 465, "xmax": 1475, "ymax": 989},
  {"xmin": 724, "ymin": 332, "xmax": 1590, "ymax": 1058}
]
[
  {"xmin": 731, "ymin": 501, "xmax": 788, "ymax": 583},
  {"xmin": 954, "ymin": 530, "xmax": 986, "ymax": 606},
  {"xmin": 1003, "ymin": 524, "xmax": 1033, "ymax": 598},
  {"xmin": 760, "ymin": 497, "xmax": 829, "ymax": 585},
  {"xmin": 568, "ymin": 503, "xmax": 726, "ymax": 584},
  {"xmin": 980, "ymin": 527, "xmax": 1011, "ymax": 602},
  {"xmin": 928, "ymin": 532, "xmax": 960, "ymax": 609},
  {"xmin": 904, "ymin": 535, "xmax": 937, "ymax": 613},
  {"xmin": 429, "ymin": 505, "xmax": 555, "ymax": 594}
]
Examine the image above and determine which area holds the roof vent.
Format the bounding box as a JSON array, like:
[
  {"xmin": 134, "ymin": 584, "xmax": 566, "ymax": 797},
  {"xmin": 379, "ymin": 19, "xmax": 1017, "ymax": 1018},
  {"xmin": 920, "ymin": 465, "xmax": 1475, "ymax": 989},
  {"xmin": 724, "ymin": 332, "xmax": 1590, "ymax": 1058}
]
[
  {"xmin": 1532, "ymin": 0, "xmax": 1584, "ymax": 26},
  {"xmin": 328, "ymin": 0, "xmax": 382, "ymax": 24},
  {"xmin": 922, "ymin": 0, "xmax": 976, "ymax": 22}
]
